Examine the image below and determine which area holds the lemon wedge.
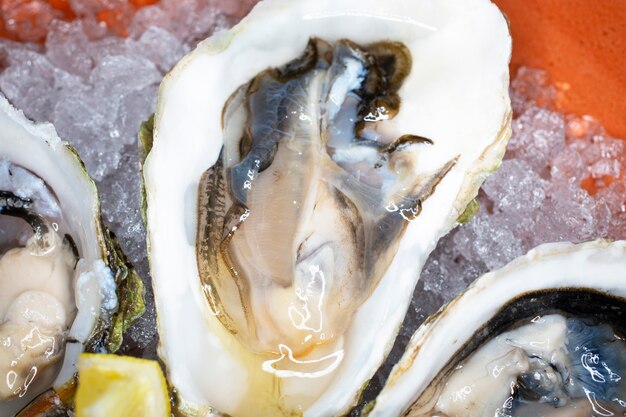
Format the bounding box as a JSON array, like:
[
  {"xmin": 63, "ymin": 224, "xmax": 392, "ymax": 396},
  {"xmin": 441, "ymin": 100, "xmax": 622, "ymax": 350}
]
[{"xmin": 75, "ymin": 353, "xmax": 170, "ymax": 417}]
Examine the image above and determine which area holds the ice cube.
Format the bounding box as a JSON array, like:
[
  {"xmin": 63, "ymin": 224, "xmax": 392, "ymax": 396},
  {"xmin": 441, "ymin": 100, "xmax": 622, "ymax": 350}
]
[
  {"xmin": 130, "ymin": 6, "xmax": 170, "ymax": 38},
  {"xmin": 115, "ymin": 86, "xmax": 157, "ymax": 145},
  {"xmin": 539, "ymin": 181, "xmax": 598, "ymax": 242},
  {"xmin": 565, "ymin": 114, "xmax": 605, "ymax": 141},
  {"xmin": 0, "ymin": 53, "xmax": 60, "ymax": 122},
  {"xmin": 52, "ymin": 92, "xmax": 123, "ymax": 180},
  {"xmin": 589, "ymin": 158, "xmax": 620, "ymax": 179},
  {"xmin": 551, "ymin": 146, "xmax": 588, "ymax": 183},
  {"xmin": 482, "ymin": 159, "xmax": 546, "ymax": 213},
  {"xmin": 90, "ymin": 54, "xmax": 161, "ymax": 97},
  {"xmin": 134, "ymin": 26, "xmax": 187, "ymax": 72},
  {"xmin": 210, "ymin": 0, "xmax": 260, "ymax": 19},
  {"xmin": 509, "ymin": 67, "xmax": 557, "ymax": 114},
  {"xmin": 507, "ymin": 104, "xmax": 565, "ymax": 172},
  {"xmin": 46, "ymin": 20, "xmax": 95, "ymax": 77}
]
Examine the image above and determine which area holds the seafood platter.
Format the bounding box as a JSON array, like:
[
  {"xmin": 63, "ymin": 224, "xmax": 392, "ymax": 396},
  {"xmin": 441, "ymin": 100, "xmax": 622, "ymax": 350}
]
[{"xmin": 0, "ymin": 0, "xmax": 624, "ymax": 415}]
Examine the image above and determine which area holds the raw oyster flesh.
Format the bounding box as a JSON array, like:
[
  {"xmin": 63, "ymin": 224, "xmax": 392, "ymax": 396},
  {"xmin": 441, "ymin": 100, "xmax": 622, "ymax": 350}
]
[
  {"xmin": 0, "ymin": 95, "xmax": 144, "ymax": 416},
  {"xmin": 370, "ymin": 241, "xmax": 626, "ymax": 417},
  {"xmin": 197, "ymin": 37, "xmax": 456, "ymax": 357},
  {"xmin": 143, "ymin": 0, "xmax": 511, "ymax": 415},
  {"xmin": 0, "ymin": 187, "xmax": 77, "ymax": 402},
  {"xmin": 424, "ymin": 313, "xmax": 626, "ymax": 416}
]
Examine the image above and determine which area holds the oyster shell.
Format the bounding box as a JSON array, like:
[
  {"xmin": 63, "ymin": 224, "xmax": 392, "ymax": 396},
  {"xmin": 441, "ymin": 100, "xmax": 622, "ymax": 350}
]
[
  {"xmin": 143, "ymin": 0, "xmax": 511, "ymax": 415},
  {"xmin": 369, "ymin": 241, "xmax": 626, "ymax": 417},
  {"xmin": 0, "ymin": 94, "xmax": 144, "ymax": 415}
]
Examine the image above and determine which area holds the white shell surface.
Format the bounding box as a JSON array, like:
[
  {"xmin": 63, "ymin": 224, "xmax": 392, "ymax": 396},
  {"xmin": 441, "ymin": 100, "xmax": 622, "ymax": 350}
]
[
  {"xmin": 0, "ymin": 94, "xmax": 112, "ymax": 415},
  {"xmin": 0, "ymin": 96, "xmax": 103, "ymax": 267},
  {"xmin": 144, "ymin": 0, "xmax": 511, "ymax": 415},
  {"xmin": 370, "ymin": 240, "xmax": 626, "ymax": 417}
]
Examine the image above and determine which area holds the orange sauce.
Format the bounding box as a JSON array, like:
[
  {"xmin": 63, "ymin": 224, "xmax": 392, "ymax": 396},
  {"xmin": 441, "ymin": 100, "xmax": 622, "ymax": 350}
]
[{"xmin": 494, "ymin": 0, "xmax": 626, "ymax": 138}]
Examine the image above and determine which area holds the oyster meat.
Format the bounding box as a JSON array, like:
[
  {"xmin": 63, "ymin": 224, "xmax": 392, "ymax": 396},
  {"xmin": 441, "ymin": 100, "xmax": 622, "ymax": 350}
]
[
  {"xmin": 370, "ymin": 241, "xmax": 626, "ymax": 417},
  {"xmin": 143, "ymin": 0, "xmax": 511, "ymax": 415},
  {"xmin": 0, "ymin": 95, "xmax": 144, "ymax": 416},
  {"xmin": 198, "ymin": 37, "xmax": 457, "ymax": 356}
]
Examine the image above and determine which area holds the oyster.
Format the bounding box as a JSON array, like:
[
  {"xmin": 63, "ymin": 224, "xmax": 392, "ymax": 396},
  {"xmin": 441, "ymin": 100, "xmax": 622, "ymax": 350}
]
[
  {"xmin": 143, "ymin": 0, "xmax": 511, "ymax": 415},
  {"xmin": 0, "ymin": 94, "xmax": 144, "ymax": 416},
  {"xmin": 369, "ymin": 241, "xmax": 626, "ymax": 417}
]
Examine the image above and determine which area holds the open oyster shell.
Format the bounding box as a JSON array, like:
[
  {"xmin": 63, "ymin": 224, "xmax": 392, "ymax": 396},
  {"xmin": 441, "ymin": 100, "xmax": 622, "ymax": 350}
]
[
  {"xmin": 0, "ymin": 94, "xmax": 144, "ymax": 416},
  {"xmin": 370, "ymin": 241, "xmax": 626, "ymax": 417},
  {"xmin": 143, "ymin": 0, "xmax": 511, "ymax": 415}
]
